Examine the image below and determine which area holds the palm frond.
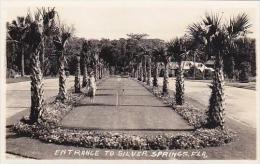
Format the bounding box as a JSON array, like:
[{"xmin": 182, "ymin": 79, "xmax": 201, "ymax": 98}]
[{"xmin": 227, "ymin": 13, "xmax": 251, "ymax": 38}]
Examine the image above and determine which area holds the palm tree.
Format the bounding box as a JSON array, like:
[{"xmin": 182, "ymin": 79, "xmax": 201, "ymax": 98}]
[
  {"xmin": 167, "ymin": 38, "xmax": 188, "ymax": 105},
  {"xmin": 225, "ymin": 13, "xmax": 251, "ymax": 80},
  {"xmin": 21, "ymin": 8, "xmax": 56, "ymax": 123},
  {"xmin": 7, "ymin": 17, "xmax": 27, "ymax": 77},
  {"xmin": 153, "ymin": 43, "xmax": 170, "ymax": 96},
  {"xmin": 146, "ymin": 56, "xmax": 152, "ymax": 86},
  {"xmin": 151, "ymin": 42, "xmax": 164, "ymax": 87},
  {"xmin": 207, "ymin": 29, "xmax": 228, "ymax": 129},
  {"xmin": 143, "ymin": 55, "xmax": 147, "ymax": 82},
  {"xmin": 151, "ymin": 51, "xmax": 160, "ymax": 87},
  {"xmin": 53, "ymin": 24, "xmax": 73, "ymax": 102},
  {"xmin": 81, "ymin": 41, "xmax": 90, "ymax": 87},
  {"xmin": 188, "ymin": 13, "xmax": 225, "ymax": 129},
  {"xmin": 74, "ymin": 55, "xmax": 81, "ymax": 93},
  {"xmin": 188, "ymin": 13, "xmax": 251, "ymax": 129}
]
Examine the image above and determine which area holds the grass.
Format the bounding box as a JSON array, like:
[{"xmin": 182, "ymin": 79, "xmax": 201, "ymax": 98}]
[
  {"xmin": 6, "ymin": 76, "xmax": 58, "ymax": 84},
  {"xmin": 186, "ymin": 78, "xmax": 256, "ymax": 90},
  {"xmin": 6, "ymin": 76, "xmax": 31, "ymax": 84}
]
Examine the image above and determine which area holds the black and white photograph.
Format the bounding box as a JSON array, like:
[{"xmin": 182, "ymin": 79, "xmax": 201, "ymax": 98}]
[{"xmin": 0, "ymin": 0, "xmax": 259, "ymax": 162}]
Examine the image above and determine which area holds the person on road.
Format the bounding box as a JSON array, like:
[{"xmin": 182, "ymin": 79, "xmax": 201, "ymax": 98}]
[{"xmin": 88, "ymin": 72, "xmax": 96, "ymax": 103}]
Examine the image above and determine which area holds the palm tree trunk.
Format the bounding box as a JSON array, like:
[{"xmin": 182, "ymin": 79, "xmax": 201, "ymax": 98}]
[
  {"xmin": 230, "ymin": 55, "xmax": 235, "ymax": 81},
  {"xmin": 137, "ymin": 64, "xmax": 140, "ymax": 79},
  {"xmin": 57, "ymin": 51, "xmax": 67, "ymax": 102},
  {"xmin": 99, "ymin": 64, "xmax": 102, "ymax": 79},
  {"xmin": 82, "ymin": 63, "xmax": 88, "ymax": 87},
  {"xmin": 147, "ymin": 56, "xmax": 152, "ymax": 86},
  {"xmin": 162, "ymin": 62, "xmax": 169, "ymax": 96},
  {"xmin": 74, "ymin": 56, "xmax": 81, "ymax": 93},
  {"xmin": 29, "ymin": 47, "xmax": 45, "ymax": 123},
  {"xmin": 40, "ymin": 38, "xmax": 45, "ymax": 75},
  {"xmin": 175, "ymin": 62, "xmax": 185, "ymax": 105},
  {"xmin": 94, "ymin": 62, "xmax": 98, "ymax": 81},
  {"xmin": 193, "ymin": 52, "xmax": 196, "ymax": 79},
  {"xmin": 143, "ymin": 56, "xmax": 147, "ymax": 82},
  {"xmin": 21, "ymin": 46, "xmax": 25, "ymax": 77},
  {"xmin": 140, "ymin": 62, "xmax": 143, "ymax": 82},
  {"xmin": 207, "ymin": 52, "xmax": 225, "ymax": 129},
  {"xmin": 153, "ymin": 62, "xmax": 159, "ymax": 87}
]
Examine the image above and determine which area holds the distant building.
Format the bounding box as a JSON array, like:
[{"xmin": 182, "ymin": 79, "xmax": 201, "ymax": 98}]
[{"xmin": 159, "ymin": 61, "xmax": 214, "ymax": 73}]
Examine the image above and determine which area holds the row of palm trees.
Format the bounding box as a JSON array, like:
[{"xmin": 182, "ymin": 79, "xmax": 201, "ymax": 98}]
[
  {"xmin": 132, "ymin": 12, "xmax": 251, "ymax": 129},
  {"xmin": 7, "ymin": 8, "xmax": 251, "ymax": 129},
  {"xmin": 7, "ymin": 8, "xmax": 108, "ymax": 124}
]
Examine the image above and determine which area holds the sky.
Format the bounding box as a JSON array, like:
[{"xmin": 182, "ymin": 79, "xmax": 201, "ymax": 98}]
[{"xmin": 2, "ymin": 1, "xmax": 258, "ymax": 41}]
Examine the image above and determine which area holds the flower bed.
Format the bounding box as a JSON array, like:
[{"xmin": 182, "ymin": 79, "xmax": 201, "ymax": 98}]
[{"xmin": 13, "ymin": 122, "xmax": 234, "ymax": 150}]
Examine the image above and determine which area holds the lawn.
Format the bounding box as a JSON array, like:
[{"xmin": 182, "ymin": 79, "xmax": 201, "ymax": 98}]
[{"xmin": 6, "ymin": 76, "xmax": 57, "ymax": 84}]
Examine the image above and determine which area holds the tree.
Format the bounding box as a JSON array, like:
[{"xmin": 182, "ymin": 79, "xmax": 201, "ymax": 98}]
[
  {"xmin": 53, "ymin": 24, "xmax": 74, "ymax": 102},
  {"xmin": 21, "ymin": 8, "xmax": 56, "ymax": 123},
  {"xmin": 7, "ymin": 17, "xmax": 27, "ymax": 76},
  {"xmin": 127, "ymin": 33, "xmax": 148, "ymax": 80},
  {"xmin": 74, "ymin": 55, "xmax": 81, "ymax": 93},
  {"xmin": 167, "ymin": 38, "xmax": 188, "ymax": 105},
  {"xmin": 225, "ymin": 13, "xmax": 251, "ymax": 80},
  {"xmin": 207, "ymin": 29, "xmax": 228, "ymax": 129},
  {"xmin": 153, "ymin": 42, "xmax": 170, "ymax": 95},
  {"xmin": 188, "ymin": 13, "xmax": 226, "ymax": 128},
  {"xmin": 81, "ymin": 41, "xmax": 90, "ymax": 87}
]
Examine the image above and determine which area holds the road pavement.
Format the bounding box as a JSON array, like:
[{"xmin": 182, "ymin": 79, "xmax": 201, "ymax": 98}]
[
  {"xmin": 6, "ymin": 76, "xmax": 75, "ymax": 126},
  {"xmin": 158, "ymin": 77, "xmax": 257, "ymax": 129}
]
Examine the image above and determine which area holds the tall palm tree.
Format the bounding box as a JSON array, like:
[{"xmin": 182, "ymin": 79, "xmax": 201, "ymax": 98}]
[
  {"xmin": 146, "ymin": 56, "xmax": 152, "ymax": 86},
  {"xmin": 225, "ymin": 13, "xmax": 251, "ymax": 80},
  {"xmin": 74, "ymin": 55, "xmax": 81, "ymax": 93},
  {"xmin": 153, "ymin": 43, "xmax": 170, "ymax": 96},
  {"xmin": 188, "ymin": 13, "xmax": 225, "ymax": 129},
  {"xmin": 21, "ymin": 8, "xmax": 56, "ymax": 123},
  {"xmin": 207, "ymin": 29, "xmax": 228, "ymax": 129},
  {"xmin": 53, "ymin": 24, "xmax": 73, "ymax": 102},
  {"xmin": 7, "ymin": 17, "xmax": 27, "ymax": 76},
  {"xmin": 81, "ymin": 41, "xmax": 90, "ymax": 87},
  {"xmin": 151, "ymin": 50, "xmax": 160, "ymax": 87},
  {"xmin": 151, "ymin": 41, "xmax": 164, "ymax": 87},
  {"xmin": 167, "ymin": 38, "xmax": 188, "ymax": 105},
  {"xmin": 188, "ymin": 13, "xmax": 251, "ymax": 129},
  {"xmin": 143, "ymin": 55, "xmax": 147, "ymax": 82}
]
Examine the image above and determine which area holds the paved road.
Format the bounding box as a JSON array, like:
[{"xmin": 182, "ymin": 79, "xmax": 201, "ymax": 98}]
[
  {"xmin": 6, "ymin": 76, "xmax": 75, "ymax": 125},
  {"xmin": 158, "ymin": 77, "xmax": 257, "ymax": 129},
  {"xmin": 61, "ymin": 77, "xmax": 192, "ymax": 133}
]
